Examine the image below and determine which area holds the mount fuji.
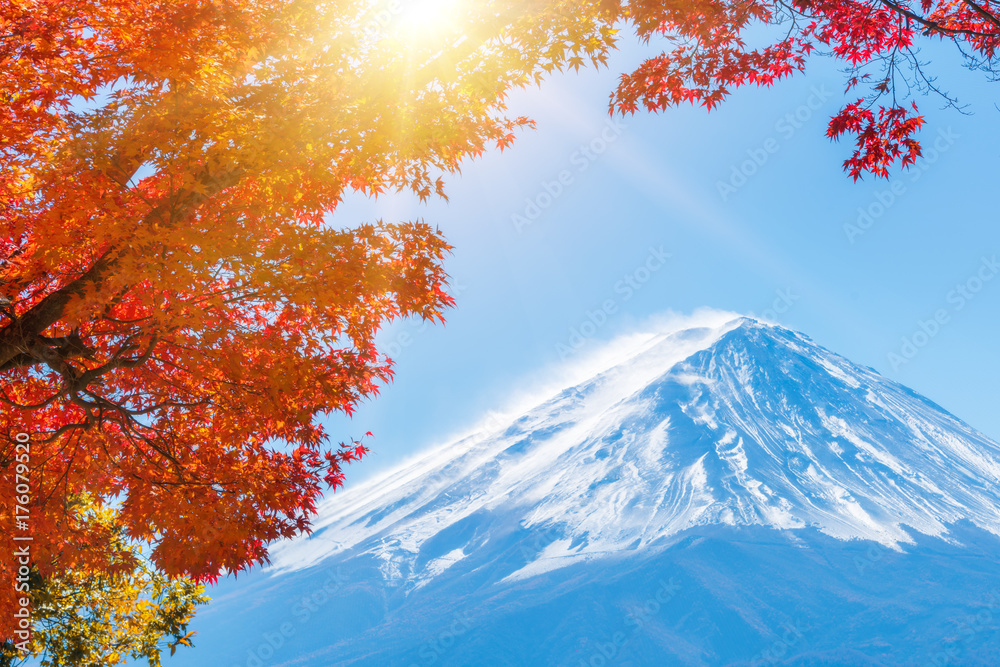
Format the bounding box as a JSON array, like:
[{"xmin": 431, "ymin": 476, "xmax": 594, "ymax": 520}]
[{"xmin": 184, "ymin": 316, "xmax": 1000, "ymax": 667}]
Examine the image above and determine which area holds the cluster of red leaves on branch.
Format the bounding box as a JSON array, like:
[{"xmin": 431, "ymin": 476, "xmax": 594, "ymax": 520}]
[
  {"xmin": 828, "ymin": 99, "xmax": 924, "ymax": 176},
  {"xmin": 613, "ymin": 0, "xmax": 1000, "ymax": 177},
  {"xmin": 615, "ymin": 0, "xmax": 815, "ymax": 112}
]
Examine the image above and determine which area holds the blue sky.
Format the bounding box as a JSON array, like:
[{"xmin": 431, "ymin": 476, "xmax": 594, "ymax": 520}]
[
  {"xmin": 318, "ymin": 37, "xmax": 1000, "ymax": 489},
  {"xmin": 173, "ymin": 27, "xmax": 1000, "ymax": 667}
]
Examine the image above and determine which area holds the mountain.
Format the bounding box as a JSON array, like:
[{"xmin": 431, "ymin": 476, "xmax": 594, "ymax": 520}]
[{"xmin": 184, "ymin": 317, "xmax": 1000, "ymax": 667}]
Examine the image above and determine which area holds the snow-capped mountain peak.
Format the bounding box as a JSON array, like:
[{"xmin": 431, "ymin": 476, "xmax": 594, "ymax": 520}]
[{"xmin": 268, "ymin": 317, "xmax": 1000, "ymax": 587}]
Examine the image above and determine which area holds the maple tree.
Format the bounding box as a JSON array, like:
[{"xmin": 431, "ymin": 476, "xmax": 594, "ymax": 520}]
[
  {"xmin": 0, "ymin": 0, "xmax": 619, "ymax": 644},
  {"xmin": 612, "ymin": 0, "xmax": 999, "ymax": 178}
]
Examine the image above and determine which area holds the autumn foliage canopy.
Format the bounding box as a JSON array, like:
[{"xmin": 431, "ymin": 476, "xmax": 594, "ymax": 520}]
[
  {"xmin": 1, "ymin": 0, "xmax": 996, "ymax": 647},
  {"xmin": 613, "ymin": 0, "xmax": 1000, "ymax": 178},
  {"xmin": 0, "ymin": 0, "xmax": 620, "ymax": 642}
]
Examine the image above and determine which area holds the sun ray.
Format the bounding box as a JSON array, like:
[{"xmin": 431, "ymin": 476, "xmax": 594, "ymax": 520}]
[{"xmin": 393, "ymin": 0, "xmax": 465, "ymax": 49}]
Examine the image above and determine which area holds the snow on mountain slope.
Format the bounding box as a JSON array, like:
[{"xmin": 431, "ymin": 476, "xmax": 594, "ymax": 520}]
[{"xmin": 267, "ymin": 316, "xmax": 1000, "ymax": 589}]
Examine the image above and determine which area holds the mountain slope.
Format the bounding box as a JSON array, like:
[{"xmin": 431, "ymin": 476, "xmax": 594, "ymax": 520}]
[
  {"xmin": 269, "ymin": 317, "xmax": 1000, "ymax": 582},
  {"xmin": 183, "ymin": 317, "xmax": 1000, "ymax": 667}
]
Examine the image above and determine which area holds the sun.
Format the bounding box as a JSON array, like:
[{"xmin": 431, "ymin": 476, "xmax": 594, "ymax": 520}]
[{"xmin": 393, "ymin": 0, "xmax": 465, "ymax": 50}]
